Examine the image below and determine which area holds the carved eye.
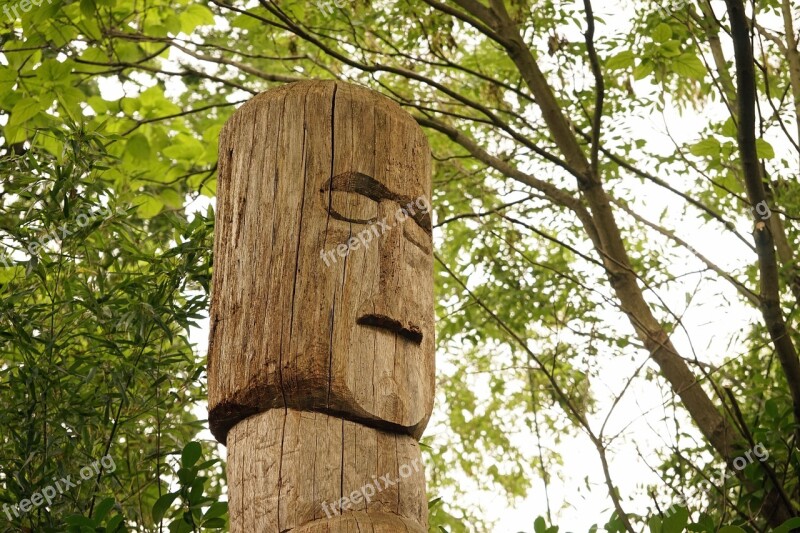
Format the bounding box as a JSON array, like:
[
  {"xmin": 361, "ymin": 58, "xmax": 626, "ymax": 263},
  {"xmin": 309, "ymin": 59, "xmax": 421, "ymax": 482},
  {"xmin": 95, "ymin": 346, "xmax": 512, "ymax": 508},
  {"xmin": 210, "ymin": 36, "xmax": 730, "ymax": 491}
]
[
  {"xmin": 320, "ymin": 171, "xmax": 430, "ymax": 232},
  {"xmin": 326, "ymin": 190, "xmax": 378, "ymax": 225},
  {"xmin": 320, "ymin": 171, "xmax": 380, "ymax": 224}
]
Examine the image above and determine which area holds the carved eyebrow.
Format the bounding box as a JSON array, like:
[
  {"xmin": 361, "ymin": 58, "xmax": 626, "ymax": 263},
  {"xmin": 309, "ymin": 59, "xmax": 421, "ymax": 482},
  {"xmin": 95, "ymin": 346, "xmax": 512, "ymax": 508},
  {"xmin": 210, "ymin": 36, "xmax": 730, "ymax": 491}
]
[{"xmin": 320, "ymin": 171, "xmax": 432, "ymax": 233}]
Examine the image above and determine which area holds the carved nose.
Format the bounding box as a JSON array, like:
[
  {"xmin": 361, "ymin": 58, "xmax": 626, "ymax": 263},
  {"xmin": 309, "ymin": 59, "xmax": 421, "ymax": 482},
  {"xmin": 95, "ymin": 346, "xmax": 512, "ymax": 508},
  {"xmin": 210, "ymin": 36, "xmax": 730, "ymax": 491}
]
[
  {"xmin": 351, "ymin": 195, "xmax": 430, "ymax": 347},
  {"xmin": 356, "ymin": 313, "xmax": 423, "ymax": 344}
]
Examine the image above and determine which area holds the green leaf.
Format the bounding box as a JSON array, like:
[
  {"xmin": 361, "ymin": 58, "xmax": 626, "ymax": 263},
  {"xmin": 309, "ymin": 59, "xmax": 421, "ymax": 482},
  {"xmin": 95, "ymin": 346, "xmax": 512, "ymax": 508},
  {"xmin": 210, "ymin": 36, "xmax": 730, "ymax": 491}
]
[
  {"xmin": 181, "ymin": 441, "xmax": 202, "ymax": 468},
  {"xmin": 59, "ymin": 87, "xmax": 86, "ymax": 120},
  {"xmin": 648, "ymin": 515, "xmax": 662, "ymax": 533},
  {"xmin": 177, "ymin": 466, "xmax": 197, "ymax": 485},
  {"xmin": 662, "ymin": 506, "xmax": 688, "ymax": 533},
  {"xmin": 106, "ymin": 515, "xmax": 124, "ymax": 530},
  {"xmin": 687, "ymin": 513, "xmax": 715, "ymax": 532},
  {"xmin": 606, "ymin": 51, "xmax": 635, "ymax": 70},
  {"xmin": 140, "ymin": 85, "xmax": 166, "ymax": 108},
  {"xmin": 180, "ymin": 4, "xmax": 214, "ymax": 33},
  {"xmin": 134, "ymin": 194, "xmax": 164, "ymax": 218},
  {"xmin": 173, "ymin": 516, "xmax": 194, "ymax": 533},
  {"xmin": 773, "ymin": 518, "xmax": 800, "ymax": 533},
  {"xmin": 30, "ymin": 0, "xmax": 62, "ymax": 23},
  {"xmin": 80, "ymin": 0, "xmax": 96, "ymax": 18},
  {"xmin": 126, "ymin": 134, "xmax": 151, "ymax": 159},
  {"xmin": 153, "ymin": 492, "xmax": 179, "ymax": 523},
  {"xmin": 9, "ymin": 99, "xmax": 42, "ymax": 126},
  {"xmin": 78, "ymin": 47, "xmax": 110, "ymax": 73},
  {"xmin": 672, "ymin": 53, "xmax": 706, "ymax": 79},
  {"xmin": 163, "ymin": 134, "xmax": 205, "ymax": 161},
  {"xmin": 4, "ymin": 123, "xmax": 27, "ymax": 144},
  {"xmin": 652, "ymin": 23, "xmax": 672, "ymax": 43},
  {"xmin": 165, "ymin": 13, "xmax": 182, "ymax": 35},
  {"xmin": 721, "ymin": 117, "xmax": 737, "ymax": 138},
  {"xmin": 689, "ymin": 137, "xmax": 720, "ymax": 157},
  {"xmin": 202, "ymin": 517, "xmax": 226, "ymax": 528},
  {"xmin": 659, "ymin": 40, "xmax": 682, "ymax": 58},
  {"xmin": 92, "ymin": 497, "xmax": 115, "ymax": 523},
  {"xmin": 86, "ymin": 96, "xmax": 111, "ymax": 115},
  {"xmin": 203, "ymin": 501, "xmax": 228, "ymax": 521},
  {"xmin": 756, "ymin": 139, "xmax": 775, "ymax": 159},
  {"xmin": 120, "ymin": 97, "xmax": 141, "ymax": 114},
  {"xmin": 633, "ymin": 61, "xmax": 654, "ymax": 80},
  {"xmin": 718, "ymin": 171, "xmax": 744, "ymax": 194},
  {"xmin": 160, "ymin": 188, "xmax": 185, "ymax": 209},
  {"xmin": 0, "ymin": 265, "xmax": 23, "ymax": 283},
  {"xmin": 0, "ymin": 67, "xmax": 17, "ymax": 93},
  {"xmin": 65, "ymin": 514, "xmax": 96, "ymax": 527},
  {"xmin": 232, "ymin": 12, "xmax": 262, "ymax": 30}
]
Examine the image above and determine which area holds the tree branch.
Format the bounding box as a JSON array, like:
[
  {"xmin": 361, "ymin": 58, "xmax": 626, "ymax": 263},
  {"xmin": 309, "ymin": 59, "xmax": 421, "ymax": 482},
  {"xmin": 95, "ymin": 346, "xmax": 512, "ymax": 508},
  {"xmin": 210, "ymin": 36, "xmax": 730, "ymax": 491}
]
[
  {"xmin": 725, "ymin": 0, "xmax": 800, "ymax": 455},
  {"xmin": 582, "ymin": 0, "xmax": 605, "ymax": 173}
]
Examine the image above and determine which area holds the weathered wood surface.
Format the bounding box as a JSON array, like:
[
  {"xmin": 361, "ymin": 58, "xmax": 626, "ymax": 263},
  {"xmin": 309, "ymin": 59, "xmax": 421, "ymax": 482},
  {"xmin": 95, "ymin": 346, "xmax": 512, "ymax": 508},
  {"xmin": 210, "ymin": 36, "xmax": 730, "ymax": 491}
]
[
  {"xmin": 208, "ymin": 80, "xmax": 435, "ymax": 443},
  {"xmin": 291, "ymin": 513, "xmax": 426, "ymax": 533},
  {"xmin": 226, "ymin": 409, "xmax": 427, "ymax": 533},
  {"xmin": 209, "ymin": 80, "xmax": 435, "ymax": 531}
]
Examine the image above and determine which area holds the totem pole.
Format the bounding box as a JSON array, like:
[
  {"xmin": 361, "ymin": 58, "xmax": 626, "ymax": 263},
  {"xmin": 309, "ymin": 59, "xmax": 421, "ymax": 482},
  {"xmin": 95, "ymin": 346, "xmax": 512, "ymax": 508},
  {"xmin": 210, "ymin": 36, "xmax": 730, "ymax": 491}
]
[{"xmin": 208, "ymin": 80, "xmax": 435, "ymax": 532}]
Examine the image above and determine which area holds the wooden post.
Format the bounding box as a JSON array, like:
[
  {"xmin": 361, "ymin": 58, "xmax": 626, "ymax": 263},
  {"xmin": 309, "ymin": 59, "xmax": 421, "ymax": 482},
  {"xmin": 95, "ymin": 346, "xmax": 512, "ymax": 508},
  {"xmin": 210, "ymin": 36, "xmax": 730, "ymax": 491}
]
[{"xmin": 208, "ymin": 80, "xmax": 434, "ymax": 532}]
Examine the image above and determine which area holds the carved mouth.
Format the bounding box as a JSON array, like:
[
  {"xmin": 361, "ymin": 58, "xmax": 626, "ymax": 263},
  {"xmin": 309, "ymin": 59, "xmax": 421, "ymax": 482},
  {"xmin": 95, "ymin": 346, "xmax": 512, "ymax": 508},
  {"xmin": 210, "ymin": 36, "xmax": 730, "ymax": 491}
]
[{"xmin": 356, "ymin": 314, "xmax": 423, "ymax": 344}]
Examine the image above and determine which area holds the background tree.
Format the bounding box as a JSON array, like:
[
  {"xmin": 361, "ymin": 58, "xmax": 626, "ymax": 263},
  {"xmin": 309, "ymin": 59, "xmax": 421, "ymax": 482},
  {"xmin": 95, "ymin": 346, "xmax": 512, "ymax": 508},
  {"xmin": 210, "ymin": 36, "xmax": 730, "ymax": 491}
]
[{"xmin": 1, "ymin": 0, "xmax": 800, "ymax": 530}]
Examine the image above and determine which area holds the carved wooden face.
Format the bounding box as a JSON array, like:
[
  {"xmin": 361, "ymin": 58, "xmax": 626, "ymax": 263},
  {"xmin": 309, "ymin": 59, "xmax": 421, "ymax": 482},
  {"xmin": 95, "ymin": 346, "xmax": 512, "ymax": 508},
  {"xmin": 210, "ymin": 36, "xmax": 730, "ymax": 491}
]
[
  {"xmin": 321, "ymin": 170, "xmax": 432, "ymax": 343},
  {"xmin": 318, "ymin": 166, "xmax": 434, "ymax": 432},
  {"xmin": 208, "ymin": 81, "xmax": 434, "ymax": 444},
  {"xmin": 310, "ymin": 81, "xmax": 434, "ymax": 435}
]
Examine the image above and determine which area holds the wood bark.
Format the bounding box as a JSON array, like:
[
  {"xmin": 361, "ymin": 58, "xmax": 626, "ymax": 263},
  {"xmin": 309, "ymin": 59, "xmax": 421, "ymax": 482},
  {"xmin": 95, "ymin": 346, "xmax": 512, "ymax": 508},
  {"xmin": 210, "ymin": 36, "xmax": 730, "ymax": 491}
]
[
  {"xmin": 208, "ymin": 80, "xmax": 435, "ymax": 531},
  {"xmin": 725, "ymin": 0, "xmax": 800, "ymax": 448}
]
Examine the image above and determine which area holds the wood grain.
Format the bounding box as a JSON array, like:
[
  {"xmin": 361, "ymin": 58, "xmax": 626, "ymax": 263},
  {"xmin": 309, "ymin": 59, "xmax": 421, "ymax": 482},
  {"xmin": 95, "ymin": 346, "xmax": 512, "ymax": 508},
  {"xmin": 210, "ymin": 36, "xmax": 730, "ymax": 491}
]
[
  {"xmin": 226, "ymin": 409, "xmax": 428, "ymax": 533},
  {"xmin": 208, "ymin": 80, "xmax": 434, "ymax": 444},
  {"xmin": 291, "ymin": 512, "xmax": 426, "ymax": 533}
]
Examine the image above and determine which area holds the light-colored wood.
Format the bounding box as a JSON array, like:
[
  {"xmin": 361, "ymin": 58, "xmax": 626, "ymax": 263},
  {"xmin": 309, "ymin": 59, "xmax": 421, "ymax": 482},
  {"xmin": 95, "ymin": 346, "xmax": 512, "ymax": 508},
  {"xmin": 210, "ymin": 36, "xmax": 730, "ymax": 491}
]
[
  {"xmin": 227, "ymin": 409, "xmax": 428, "ymax": 533},
  {"xmin": 210, "ymin": 80, "xmax": 434, "ymax": 531},
  {"xmin": 291, "ymin": 512, "xmax": 427, "ymax": 533},
  {"xmin": 208, "ymin": 80, "xmax": 434, "ymax": 443}
]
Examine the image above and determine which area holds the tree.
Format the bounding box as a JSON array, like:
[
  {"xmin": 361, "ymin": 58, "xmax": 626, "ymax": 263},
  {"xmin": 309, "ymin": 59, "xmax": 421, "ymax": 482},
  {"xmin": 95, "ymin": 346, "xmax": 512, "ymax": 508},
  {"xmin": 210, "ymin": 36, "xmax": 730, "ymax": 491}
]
[
  {"xmin": 1, "ymin": 0, "xmax": 800, "ymax": 530},
  {"xmin": 0, "ymin": 125, "xmax": 226, "ymax": 532}
]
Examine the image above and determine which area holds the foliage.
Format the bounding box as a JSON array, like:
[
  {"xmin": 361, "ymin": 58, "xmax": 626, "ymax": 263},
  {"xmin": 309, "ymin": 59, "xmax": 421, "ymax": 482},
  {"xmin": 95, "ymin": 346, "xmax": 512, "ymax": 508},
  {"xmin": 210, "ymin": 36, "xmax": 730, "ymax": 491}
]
[
  {"xmin": 0, "ymin": 125, "xmax": 218, "ymax": 531},
  {"xmin": 2, "ymin": 0, "xmax": 800, "ymax": 531}
]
